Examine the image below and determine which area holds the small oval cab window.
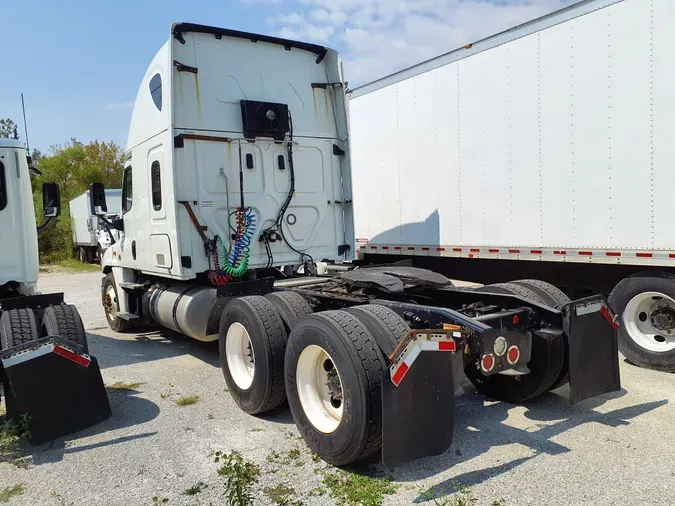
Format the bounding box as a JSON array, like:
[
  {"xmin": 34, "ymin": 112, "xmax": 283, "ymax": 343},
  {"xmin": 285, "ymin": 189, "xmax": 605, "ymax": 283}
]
[{"xmin": 149, "ymin": 73, "xmax": 162, "ymax": 111}]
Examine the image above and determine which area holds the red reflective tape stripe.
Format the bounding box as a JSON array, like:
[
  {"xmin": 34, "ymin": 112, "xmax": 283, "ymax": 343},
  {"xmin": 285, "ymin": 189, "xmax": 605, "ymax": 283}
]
[
  {"xmin": 370, "ymin": 246, "xmax": 377, "ymax": 250},
  {"xmin": 53, "ymin": 346, "xmax": 90, "ymax": 367},
  {"xmin": 637, "ymin": 253, "xmax": 653, "ymax": 258},
  {"xmin": 489, "ymin": 249, "xmax": 499, "ymax": 253},
  {"xmin": 394, "ymin": 246, "xmax": 402, "ymax": 251},
  {"xmin": 382, "ymin": 246, "xmax": 389, "ymax": 250},
  {"xmin": 509, "ymin": 249, "xmax": 520, "ymax": 254},
  {"xmin": 439, "ymin": 341, "xmax": 456, "ymax": 351},
  {"xmin": 554, "ymin": 250, "xmax": 567, "ymax": 255},
  {"xmin": 600, "ymin": 305, "xmax": 620, "ymax": 330},
  {"xmin": 391, "ymin": 362, "xmax": 409, "ymax": 386},
  {"xmin": 437, "ymin": 247, "xmax": 445, "ymax": 252},
  {"xmin": 670, "ymin": 254, "xmax": 675, "ymax": 259},
  {"xmin": 453, "ymin": 248, "xmax": 462, "ymax": 252},
  {"xmin": 579, "ymin": 251, "xmax": 592, "ymax": 256},
  {"xmin": 421, "ymin": 247, "xmax": 430, "ymax": 251},
  {"xmin": 360, "ymin": 246, "xmax": 366, "ymax": 250},
  {"xmin": 408, "ymin": 247, "xmax": 415, "ymax": 251},
  {"xmin": 606, "ymin": 252, "xmax": 621, "ymax": 257},
  {"xmin": 470, "ymin": 248, "xmax": 480, "ymax": 253},
  {"xmin": 531, "ymin": 249, "xmax": 543, "ymax": 254}
]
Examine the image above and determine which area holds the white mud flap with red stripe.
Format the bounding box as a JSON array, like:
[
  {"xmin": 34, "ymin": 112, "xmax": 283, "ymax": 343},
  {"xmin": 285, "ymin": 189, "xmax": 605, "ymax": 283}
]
[
  {"xmin": 564, "ymin": 295, "xmax": 621, "ymax": 404},
  {"xmin": 381, "ymin": 330, "xmax": 459, "ymax": 468},
  {"xmin": 1, "ymin": 336, "xmax": 111, "ymax": 443}
]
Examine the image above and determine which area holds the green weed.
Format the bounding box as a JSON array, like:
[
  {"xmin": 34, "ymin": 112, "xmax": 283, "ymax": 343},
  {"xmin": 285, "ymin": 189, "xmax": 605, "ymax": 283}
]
[
  {"xmin": 182, "ymin": 482, "xmax": 207, "ymax": 496},
  {"xmin": 175, "ymin": 395, "xmax": 200, "ymax": 406},
  {"xmin": 0, "ymin": 484, "xmax": 25, "ymax": 503},
  {"xmin": 263, "ymin": 484, "xmax": 297, "ymax": 505},
  {"xmin": 215, "ymin": 450, "xmax": 260, "ymax": 506},
  {"xmin": 323, "ymin": 470, "xmax": 398, "ymax": 506},
  {"xmin": 0, "ymin": 415, "xmax": 31, "ymax": 456},
  {"xmin": 107, "ymin": 381, "xmax": 144, "ymax": 391}
]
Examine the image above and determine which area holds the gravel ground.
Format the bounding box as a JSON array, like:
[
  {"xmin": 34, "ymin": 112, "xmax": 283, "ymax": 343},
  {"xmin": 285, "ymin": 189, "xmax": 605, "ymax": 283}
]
[{"xmin": 1, "ymin": 271, "xmax": 674, "ymax": 506}]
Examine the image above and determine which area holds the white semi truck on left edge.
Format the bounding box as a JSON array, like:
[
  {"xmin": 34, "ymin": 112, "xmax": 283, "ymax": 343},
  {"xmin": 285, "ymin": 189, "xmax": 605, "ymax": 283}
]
[
  {"xmin": 0, "ymin": 137, "xmax": 110, "ymax": 443},
  {"xmin": 92, "ymin": 23, "xmax": 623, "ymax": 468}
]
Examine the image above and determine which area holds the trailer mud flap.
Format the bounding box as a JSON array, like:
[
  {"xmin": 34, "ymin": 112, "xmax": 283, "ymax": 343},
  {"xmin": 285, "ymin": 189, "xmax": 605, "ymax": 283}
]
[
  {"xmin": 564, "ymin": 296, "xmax": 621, "ymax": 404},
  {"xmin": 381, "ymin": 352, "xmax": 455, "ymax": 468},
  {"xmin": 1, "ymin": 337, "xmax": 111, "ymax": 444}
]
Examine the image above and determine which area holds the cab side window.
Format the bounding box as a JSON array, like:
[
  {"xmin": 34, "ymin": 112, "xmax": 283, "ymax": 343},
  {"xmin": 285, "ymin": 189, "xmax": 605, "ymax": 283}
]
[
  {"xmin": 151, "ymin": 161, "xmax": 162, "ymax": 211},
  {"xmin": 0, "ymin": 161, "xmax": 6, "ymax": 211},
  {"xmin": 122, "ymin": 166, "xmax": 133, "ymax": 213}
]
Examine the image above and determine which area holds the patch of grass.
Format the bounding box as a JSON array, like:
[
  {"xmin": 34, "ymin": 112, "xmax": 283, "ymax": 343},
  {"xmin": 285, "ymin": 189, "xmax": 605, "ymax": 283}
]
[
  {"xmin": 40, "ymin": 259, "xmax": 101, "ymax": 273},
  {"xmin": 309, "ymin": 487, "xmax": 326, "ymax": 497},
  {"xmin": 215, "ymin": 450, "xmax": 260, "ymax": 506},
  {"xmin": 10, "ymin": 456, "xmax": 31, "ymax": 469},
  {"xmin": 151, "ymin": 497, "xmax": 169, "ymax": 504},
  {"xmin": 0, "ymin": 415, "xmax": 31, "ymax": 457},
  {"xmin": 420, "ymin": 483, "xmax": 477, "ymax": 506},
  {"xmin": 106, "ymin": 381, "xmax": 144, "ymax": 391},
  {"xmin": 491, "ymin": 500, "xmax": 507, "ymax": 506},
  {"xmin": 0, "ymin": 484, "xmax": 25, "ymax": 503},
  {"xmin": 323, "ymin": 470, "xmax": 398, "ymax": 506},
  {"xmin": 264, "ymin": 484, "xmax": 296, "ymax": 505},
  {"xmin": 207, "ymin": 414, "xmax": 215, "ymax": 420},
  {"xmin": 282, "ymin": 448, "xmax": 301, "ymax": 465},
  {"xmin": 266, "ymin": 450, "xmax": 280, "ymax": 463},
  {"xmin": 182, "ymin": 482, "xmax": 207, "ymax": 496},
  {"xmin": 175, "ymin": 395, "xmax": 200, "ymax": 406}
]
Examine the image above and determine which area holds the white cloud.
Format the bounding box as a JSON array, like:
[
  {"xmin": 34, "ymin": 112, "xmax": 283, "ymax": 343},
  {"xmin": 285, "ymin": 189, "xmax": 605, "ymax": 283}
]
[
  {"xmin": 265, "ymin": 0, "xmax": 575, "ymax": 86},
  {"xmin": 104, "ymin": 101, "xmax": 134, "ymax": 111}
]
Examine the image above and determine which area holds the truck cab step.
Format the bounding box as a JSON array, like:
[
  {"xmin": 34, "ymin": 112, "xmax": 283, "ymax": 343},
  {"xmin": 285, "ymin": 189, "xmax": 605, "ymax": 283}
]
[
  {"xmin": 119, "ymin": 282, "xmax": 147, "ymax": 293},
  {"xmin": 116, "ymin": 312, "xmax": 139, "ymax": 321}
]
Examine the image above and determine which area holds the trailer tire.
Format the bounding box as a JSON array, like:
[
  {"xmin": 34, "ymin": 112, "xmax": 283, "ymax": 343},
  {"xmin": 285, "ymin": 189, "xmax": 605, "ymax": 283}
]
[
  {"xmin": 608, "ymin": 273, "xmax": 675, "ymax": 372},
  {"xmin": 285, "ymin": 311, "xmax": 387, "ymax": 466},
  {"xmin": 0, "ymin": 308, "xmax": 39, "ymax": 349},
  {"xmin": 265, "ymin": 292, "xmax": 313, "ymax": 332},
  {"xmin": 102, "ymin": 273, "xmax": 131, "ymax": 332},
  {"xmin": 219, "ymin": 296, "xmax": 287, "ymax": 414},
  {"xmin": 464, "ymin": 329, "xmax": 565, "ymax": 403},
  {"xmin": 346, "ymin": 304, "xmax": 410, "ymax": 357},
  {"xmin": 41, "ymin": 304, "xmax": 88, "ymax": 354}
]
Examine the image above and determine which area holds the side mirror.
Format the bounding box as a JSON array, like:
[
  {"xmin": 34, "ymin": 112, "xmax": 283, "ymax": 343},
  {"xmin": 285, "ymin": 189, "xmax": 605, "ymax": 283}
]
[
  {"xmin": 112, "ymin": 217, "xmax": 124, "ymax": 231},
  {"xmin": 89, "ymin": 183, "xmax": 108, "ymax": 216},
  {"xmin": 42, "ymin": 183, "xmax": 61, "ymax": 218}
]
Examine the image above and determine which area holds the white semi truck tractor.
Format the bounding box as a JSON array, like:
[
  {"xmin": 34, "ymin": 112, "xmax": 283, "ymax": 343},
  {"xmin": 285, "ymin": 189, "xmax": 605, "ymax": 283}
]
[
  {"xmin": 94, "ymin": 23, "xmax": 622, "ymax": 468},
  {"xmin": 70, "ymin": 188, "xmax": 122, "ymax": 263},
  {"xmin": 0, "ymin": 137, "xmax": 110, "ymax": 443},
  {"xmin": 349, "ymin": 0, "xmax": 675, "ymax": 373}
]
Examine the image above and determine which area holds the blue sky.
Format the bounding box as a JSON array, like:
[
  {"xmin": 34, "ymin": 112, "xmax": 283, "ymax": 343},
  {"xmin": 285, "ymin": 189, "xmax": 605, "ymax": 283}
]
[{"xmin": 1, "ymin": 0, "xmax": 572, "ymax": 153}]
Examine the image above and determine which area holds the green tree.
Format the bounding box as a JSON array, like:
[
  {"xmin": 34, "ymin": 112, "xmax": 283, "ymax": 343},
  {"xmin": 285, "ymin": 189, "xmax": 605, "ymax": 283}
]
[
  {"xmin": 33, "ymin": 139, "xmax": 124, "ymax": 262},
  {"xmin": 0, "ymin": 118, "xmax": 18, "ymax": 138}
]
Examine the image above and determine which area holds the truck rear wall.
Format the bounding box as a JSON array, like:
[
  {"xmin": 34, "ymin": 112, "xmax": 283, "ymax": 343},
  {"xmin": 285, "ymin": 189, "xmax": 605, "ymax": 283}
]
[{"xmin": 349, "ymin": 0, "xmax": 675, "ymax": 263}]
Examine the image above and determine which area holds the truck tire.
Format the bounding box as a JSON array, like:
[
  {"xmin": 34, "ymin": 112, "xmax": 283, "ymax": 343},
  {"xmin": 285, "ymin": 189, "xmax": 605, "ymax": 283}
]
[
  {"xmin": 474, "ymin": 282, "xmax": 546, "ymax": 305},
  {"xmin": 219, "ymin": 296, "xmax": 287, "ymax": 414},
  {"xmin": 265, "ymin": 291, "xmax": 313, "ymax": 332},
  {"xmin": 346, "ymin": 304, "xmax": 410, "ymax": 356},
  {"xmin": 0, "ymin": 308, "xmax": 39, "ymax": 349},
  {"xmin": 511, "ymin": 280, "xmax": 570, "ymax": 310},
  {"xmin": 102, "ymin": 273, "xmax": 131, "ymax": 332},
  {"xmin": 285, "ymin": 311, "xmax": 387, "ymax": 466},
  {"xmin": 464, "ymin": 328, "xmax": 565, "ymax": 404},
  {"xmin": 41, "ymin": 304, "xmax": 88, "ymax": 354},
  {"xmin": 608, "ymin": 273, "xmax": 675, "ymax": 372}
]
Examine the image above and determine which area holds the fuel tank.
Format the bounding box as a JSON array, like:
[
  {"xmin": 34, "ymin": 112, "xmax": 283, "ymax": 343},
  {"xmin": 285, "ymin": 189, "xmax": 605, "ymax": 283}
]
[{"xmin": 147, "ymin": 284, "xmax": 218, "ymax": 341}]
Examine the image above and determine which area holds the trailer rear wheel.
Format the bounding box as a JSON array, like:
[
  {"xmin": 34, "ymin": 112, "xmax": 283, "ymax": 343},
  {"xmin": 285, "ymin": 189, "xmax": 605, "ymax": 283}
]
[
  {"xmin": 219, "ymin": 296, "xmax": 287, "ymax": 414},
  {"xmin": 265, "ymin": 291, "xmax": 313, "ymax": 332},
  {"xmin": 102, "ymin": 273, "xmax": 131, "ymax": 332},
  {"xmin": 41, "ymin": 304, "xmax": 88, "ymax": 354},
  {"xmin": 464, "ymin": 329, "xmax": 565, "ymax": 403},
  {"xmin": 285, "ymin": 311, "xmax": 387, "ymax": 466},
  {"xmin": 512, "ymin": 280, "xmax": 571, "ymax": 390},
  {"xmin": 609, "ymin": 274, "xmax": 675, "ymax": 372},
  {"xmin": 0, "ymin": 308, "xmax": 39, "ymax": 349}
]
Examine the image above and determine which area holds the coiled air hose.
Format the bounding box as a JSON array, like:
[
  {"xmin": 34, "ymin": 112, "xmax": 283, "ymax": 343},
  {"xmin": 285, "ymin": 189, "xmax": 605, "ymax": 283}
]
[{"xmin": 216, "ymin": 207, "xmax": 256, "ymax": 279}]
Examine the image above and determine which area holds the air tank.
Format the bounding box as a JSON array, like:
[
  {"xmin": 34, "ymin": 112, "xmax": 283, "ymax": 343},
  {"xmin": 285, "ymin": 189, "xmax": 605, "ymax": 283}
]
[{"xmin": 147, "ymin": 284, "xmax": 218, "ymax": 342}]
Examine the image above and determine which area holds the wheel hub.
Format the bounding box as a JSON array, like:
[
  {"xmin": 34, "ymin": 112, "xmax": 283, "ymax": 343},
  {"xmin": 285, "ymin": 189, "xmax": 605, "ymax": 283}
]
[
  {"xmin": 623, "ymin": 291, "xmax": 675, "ymax": 353},
  {"xmin": 225, "ymin": 322, "xmax": 256, "ymax": 390}
]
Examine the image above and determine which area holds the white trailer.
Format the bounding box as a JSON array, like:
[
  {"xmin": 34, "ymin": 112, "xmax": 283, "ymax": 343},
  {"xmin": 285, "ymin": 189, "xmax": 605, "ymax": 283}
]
[
  {"xmin": 93, "ymin": 23, "xmax": 621, "ymax": 468},
  {"xmin": 349, "ymin": 0, "xmax": 675, "ymax": 371},
  {"xmin": 70, "ymin": 189, "xmax": 121, "ymax": 262}
]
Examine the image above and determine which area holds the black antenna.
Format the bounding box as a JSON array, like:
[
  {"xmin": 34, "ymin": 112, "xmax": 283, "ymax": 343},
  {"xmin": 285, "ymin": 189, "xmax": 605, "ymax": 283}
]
[{"xmin": 21, "ymin": 93, "xmax": 30, "ymax": 155}]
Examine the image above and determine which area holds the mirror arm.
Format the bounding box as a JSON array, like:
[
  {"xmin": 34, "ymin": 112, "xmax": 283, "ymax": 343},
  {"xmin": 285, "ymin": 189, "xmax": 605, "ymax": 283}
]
[{"xmin": 36, "ymin": 216, "xmax": 55, "ymax": 233}]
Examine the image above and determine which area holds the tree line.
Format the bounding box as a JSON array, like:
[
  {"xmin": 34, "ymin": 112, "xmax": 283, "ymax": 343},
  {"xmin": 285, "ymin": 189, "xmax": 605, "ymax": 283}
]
[{"xmin": 1, "ymin": 117, "xmax": 124, "ymax": 262}]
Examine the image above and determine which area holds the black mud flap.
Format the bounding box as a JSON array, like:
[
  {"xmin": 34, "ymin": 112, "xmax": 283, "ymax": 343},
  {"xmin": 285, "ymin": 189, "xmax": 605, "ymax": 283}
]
[
  {"xmin": 563, "ymin": 296, "xmax": 621, "ymax": 404},
  {"xmin": 381, "ymin": 352, "xmax": 455, "ymax": 468},
  {"xmin": 1, "ymin": 337, "xmax": 111, "ymax": 444}
]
